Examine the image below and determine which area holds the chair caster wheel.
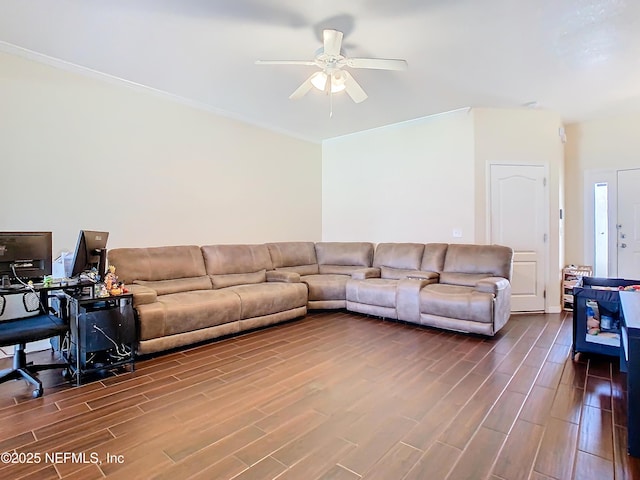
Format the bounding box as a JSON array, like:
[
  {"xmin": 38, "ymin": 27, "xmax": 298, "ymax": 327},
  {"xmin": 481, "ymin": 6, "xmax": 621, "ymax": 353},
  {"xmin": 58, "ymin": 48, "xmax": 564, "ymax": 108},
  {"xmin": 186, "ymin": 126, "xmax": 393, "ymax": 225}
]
[{"xmin": 32, "ymin": 388, "xmax": 43, "ymax": 398}]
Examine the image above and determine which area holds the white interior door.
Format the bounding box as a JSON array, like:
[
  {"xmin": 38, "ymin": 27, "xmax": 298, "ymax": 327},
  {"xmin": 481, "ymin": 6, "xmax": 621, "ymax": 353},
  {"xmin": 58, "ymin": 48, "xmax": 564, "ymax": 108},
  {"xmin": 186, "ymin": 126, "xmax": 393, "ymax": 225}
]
[
  {"xmin": 490, "ymin": 164, "xmax": 546, "ymax": 312},
  {"xmin": 617, "ymin": 168, "xmax": 640, "ymax": 279}
]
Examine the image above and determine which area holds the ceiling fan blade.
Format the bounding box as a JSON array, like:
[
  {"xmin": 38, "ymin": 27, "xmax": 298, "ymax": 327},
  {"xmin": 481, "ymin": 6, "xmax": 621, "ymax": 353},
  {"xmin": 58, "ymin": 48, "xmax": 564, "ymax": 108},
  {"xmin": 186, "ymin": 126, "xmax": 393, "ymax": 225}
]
[
  {"xmin": 256, "ymin": 60, "xmax": 317, "ymax": 66},
  {"xmin": 323, "ymin": 29, "xmax": 343, "ymax": 56},
  {"xmin": 346, "ymin": 58, "xmax": 408, "ymax": 71},
  {"xmin": 343, "ymin": 71, "xmax": 368, "ymax": 103},
  {"xmin": 289, "ymin": 74, "xmax": 315, "ymax": 100}
]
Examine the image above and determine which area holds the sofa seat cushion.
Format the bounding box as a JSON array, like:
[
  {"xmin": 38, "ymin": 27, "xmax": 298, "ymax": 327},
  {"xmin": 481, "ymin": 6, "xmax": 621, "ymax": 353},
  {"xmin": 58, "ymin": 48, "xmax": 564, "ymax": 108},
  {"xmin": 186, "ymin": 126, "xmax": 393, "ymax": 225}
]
[
  {"xmin": 439, "ymin": 272, "xmax": 496, "ymax": 287},
  {"xmin": 137, "ymin": 290, "xmax": 241, "ymax": 341},
  {"xmin": 420, "ymin": 284, "xmax": 494, "ymax": 324},
  {"xmin": 302, "ymin": 274, "xmax": 350, "ymax": 301},
  {"xmin": 346, "ymin": 278, "xmax": 398, "ymax": 308},
  {"xmin": 225, "ymin": 283, "xmax": 308, "ymax": 319},
  {"xmin": 134, "ymin": 276, "xmax": 212, "ymax": 295}
]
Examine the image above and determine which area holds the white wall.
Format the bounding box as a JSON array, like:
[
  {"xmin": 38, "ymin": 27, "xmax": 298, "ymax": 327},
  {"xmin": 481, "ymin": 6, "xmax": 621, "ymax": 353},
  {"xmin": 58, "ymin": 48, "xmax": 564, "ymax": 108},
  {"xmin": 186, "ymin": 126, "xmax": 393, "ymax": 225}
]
[
  {"xmin": 322, "ymin": 109, "xmax": 476, "ymax": 243},
  {"xmin": 565, "ymin": 113, "xmax": 640, "ymax": 266},
  {"xmin": 322, "ymin": 107, "xmax": 564, "ymax": 311},
  {"xmin": 0, "ymin": 52, "xmax": 322, "ymax": 257}
]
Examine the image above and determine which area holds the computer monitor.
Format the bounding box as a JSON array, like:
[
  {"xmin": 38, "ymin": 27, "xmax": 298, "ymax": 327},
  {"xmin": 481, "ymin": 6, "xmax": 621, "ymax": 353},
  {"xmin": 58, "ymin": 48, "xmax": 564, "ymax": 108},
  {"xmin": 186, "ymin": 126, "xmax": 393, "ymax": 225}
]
[
  {"xmin": 0, "ymin": 231, "xmax": 53, "ymax": 282},
  {"xmin": 70, "ymin": 230, "xmax": 109, "ymax": 279}
]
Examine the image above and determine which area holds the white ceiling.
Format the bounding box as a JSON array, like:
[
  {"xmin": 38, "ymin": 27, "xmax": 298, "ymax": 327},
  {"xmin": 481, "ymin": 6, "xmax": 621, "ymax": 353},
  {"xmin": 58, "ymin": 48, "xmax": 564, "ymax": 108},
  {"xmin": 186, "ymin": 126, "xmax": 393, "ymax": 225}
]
[{"xmin": 1, "ymin": 0, "xmax": 639, "ymax": 142}]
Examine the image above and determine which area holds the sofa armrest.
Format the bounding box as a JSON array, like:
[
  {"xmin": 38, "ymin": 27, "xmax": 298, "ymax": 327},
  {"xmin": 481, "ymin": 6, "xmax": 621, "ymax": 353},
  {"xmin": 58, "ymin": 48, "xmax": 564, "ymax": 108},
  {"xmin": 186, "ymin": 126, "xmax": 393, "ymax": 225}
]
[
  {"xmin": 475, "ymin": 277, "xmax": 512, "ymax": 333},
  {"xmin": 126, "ymin": 284, "xmax": 157, "ymax": 306},
  {"xmin": 266, "ymin": 270, "xmax": 301, "ymax": 283},
  {"xmin": 397, "ymin": 277, "xmax": 437, "ymax": 323},
  {"xmin": 351, "ymin": 267, "xmax": 381, "ymax": 280},
  {"xmin": 475, "ymin": 277, "xmax": 510, "ymax": 295}
]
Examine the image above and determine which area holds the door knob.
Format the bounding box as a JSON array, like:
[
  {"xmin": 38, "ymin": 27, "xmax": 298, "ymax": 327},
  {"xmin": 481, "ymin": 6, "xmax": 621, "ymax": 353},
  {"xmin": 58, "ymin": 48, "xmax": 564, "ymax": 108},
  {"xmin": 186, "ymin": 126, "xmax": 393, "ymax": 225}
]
[{"xmin": 621, "ymin": 243, "xmax": 627, "ymax": 248}]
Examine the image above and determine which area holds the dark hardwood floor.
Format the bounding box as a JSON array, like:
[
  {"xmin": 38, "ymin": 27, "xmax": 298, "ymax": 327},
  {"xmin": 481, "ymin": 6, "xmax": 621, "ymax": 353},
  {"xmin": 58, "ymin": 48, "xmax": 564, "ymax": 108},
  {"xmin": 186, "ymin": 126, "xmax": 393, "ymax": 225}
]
[{"xmin": 0, "ymin": 310, "xmax": 639, "ymax": 480}]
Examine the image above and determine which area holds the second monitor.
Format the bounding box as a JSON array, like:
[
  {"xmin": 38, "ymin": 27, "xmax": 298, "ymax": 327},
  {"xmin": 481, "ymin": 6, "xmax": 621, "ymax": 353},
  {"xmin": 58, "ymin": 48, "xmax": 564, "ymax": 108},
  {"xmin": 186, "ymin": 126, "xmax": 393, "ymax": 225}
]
[{"xmin": 70, "ymin": 230, "xmax": 109, "ymax": 279}]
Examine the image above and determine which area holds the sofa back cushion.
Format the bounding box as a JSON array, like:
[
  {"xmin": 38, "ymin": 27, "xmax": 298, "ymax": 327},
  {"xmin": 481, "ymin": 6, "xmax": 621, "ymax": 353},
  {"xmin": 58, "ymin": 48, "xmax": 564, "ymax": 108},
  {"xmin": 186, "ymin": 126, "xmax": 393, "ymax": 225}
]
[
  {"xmin": 442, "ymin": 244, "xmax": 513, "ymax": 280},
  {"xmin": 108, "ymin": 245, "xmax": 207, "ymax": 284},
  {"xmin": 266, "ymin": 242, "xmax": 319, "ymax": 276},
  {"xmin": 316, "ymin": 242, "xmax": 373, "ymax": 273},
  {"xmin": 202, "ymin": 244, "xmax": 272, "ymax": 289},
  {"xmin": 373, "ymin": 243, "xmax": 424, "ymax": 280},
  {"xmin": 374, "ymin": 243, "xmax": 424, "ymax": 269},
  {"xmin": 420, "ymin": 243, "xmax": 449, "ymax": 272}
]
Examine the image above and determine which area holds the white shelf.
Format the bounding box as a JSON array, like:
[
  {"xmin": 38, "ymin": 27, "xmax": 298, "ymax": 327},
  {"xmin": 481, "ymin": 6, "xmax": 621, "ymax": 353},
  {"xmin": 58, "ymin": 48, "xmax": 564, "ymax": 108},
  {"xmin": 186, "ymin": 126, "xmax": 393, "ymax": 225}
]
[{"xmin": 562, "ymin": 266, "xmax": 592, "ymax": 312}]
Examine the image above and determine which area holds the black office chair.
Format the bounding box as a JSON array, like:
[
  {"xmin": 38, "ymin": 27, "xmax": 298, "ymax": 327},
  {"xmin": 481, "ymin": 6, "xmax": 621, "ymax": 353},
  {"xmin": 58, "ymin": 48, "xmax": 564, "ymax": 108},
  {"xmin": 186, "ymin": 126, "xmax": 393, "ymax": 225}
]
[{"xmin": 0, "ymin": 293, "xmax": 69, "ymax": 398}]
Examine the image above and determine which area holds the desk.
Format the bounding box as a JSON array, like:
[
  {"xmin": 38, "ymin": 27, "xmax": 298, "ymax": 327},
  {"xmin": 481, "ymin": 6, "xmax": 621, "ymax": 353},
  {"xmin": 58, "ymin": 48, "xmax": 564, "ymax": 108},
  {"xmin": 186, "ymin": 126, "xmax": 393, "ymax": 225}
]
[
  {"xmin": 64, "ymin": 292, "xmax": 135, "ymax": 385},
  {"xmin": 619, "ymin": 291, "xmax": 640, "ymax": 458}
]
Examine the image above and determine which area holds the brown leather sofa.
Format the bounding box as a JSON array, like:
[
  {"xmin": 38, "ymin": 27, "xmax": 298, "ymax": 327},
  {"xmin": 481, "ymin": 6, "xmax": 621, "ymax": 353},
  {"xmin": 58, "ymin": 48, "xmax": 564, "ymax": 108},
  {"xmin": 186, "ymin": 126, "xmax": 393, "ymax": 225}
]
[
  {"xmin": 108, "ymin": 241, "xmax": 513, "ymax": 355},
  {"xmin": 108, "ymin": 244, "xmax": 307, "ymax": 355}
]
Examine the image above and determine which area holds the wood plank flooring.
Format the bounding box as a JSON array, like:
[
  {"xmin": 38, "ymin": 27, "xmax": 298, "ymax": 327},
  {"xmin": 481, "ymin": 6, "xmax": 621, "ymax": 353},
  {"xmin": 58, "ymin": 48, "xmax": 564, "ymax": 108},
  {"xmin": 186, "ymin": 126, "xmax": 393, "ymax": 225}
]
[{"xmin": 0, "ymin": 310, "xmax": 639, "ymax": 480}]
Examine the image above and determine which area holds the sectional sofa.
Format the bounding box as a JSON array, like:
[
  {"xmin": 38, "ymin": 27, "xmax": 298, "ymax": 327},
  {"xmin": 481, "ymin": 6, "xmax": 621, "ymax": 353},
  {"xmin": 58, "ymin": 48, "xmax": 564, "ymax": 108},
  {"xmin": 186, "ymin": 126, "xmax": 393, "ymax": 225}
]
[{"xmin": 108, "ymin": 241, "xmax": 513, "ymax": 355}]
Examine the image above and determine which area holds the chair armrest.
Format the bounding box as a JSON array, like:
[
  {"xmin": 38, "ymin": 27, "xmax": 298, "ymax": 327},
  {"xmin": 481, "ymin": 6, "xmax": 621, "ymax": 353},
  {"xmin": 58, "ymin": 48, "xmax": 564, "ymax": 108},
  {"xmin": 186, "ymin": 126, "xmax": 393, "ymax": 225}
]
[
  {"xmin": 126, "ymin": 284, "xmax": 157, "ymax": 306},
  {"xmin": 475, "ymin": 277, "xmax": 510, "ymax": 295},
  {"xmin": 351, "ymin": 267, "xmax": 381, "ymax": 280},
  {"xmin": 266, "ymin": 270, "xmax": 301, "ymax": 283}
]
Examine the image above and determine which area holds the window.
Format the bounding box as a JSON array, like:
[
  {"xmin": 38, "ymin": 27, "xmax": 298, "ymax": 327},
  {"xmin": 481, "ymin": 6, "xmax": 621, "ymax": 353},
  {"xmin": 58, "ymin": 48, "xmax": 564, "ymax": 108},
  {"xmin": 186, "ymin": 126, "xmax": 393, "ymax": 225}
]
[{"xmin": 594, "ymin": 182, "xmax": 608, "ymax": 277}]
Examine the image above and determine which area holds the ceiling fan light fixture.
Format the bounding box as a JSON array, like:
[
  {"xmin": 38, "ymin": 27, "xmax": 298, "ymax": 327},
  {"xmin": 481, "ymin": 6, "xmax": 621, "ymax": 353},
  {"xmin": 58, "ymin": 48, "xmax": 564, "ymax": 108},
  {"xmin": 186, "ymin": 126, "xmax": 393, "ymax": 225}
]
[
  {"xmin": 256, "ymin": 29, "xmax": 406, "ymax": 105},
  {"xmin": 310, "ymin": 71, "xmax": 346, "ymax": 93}
]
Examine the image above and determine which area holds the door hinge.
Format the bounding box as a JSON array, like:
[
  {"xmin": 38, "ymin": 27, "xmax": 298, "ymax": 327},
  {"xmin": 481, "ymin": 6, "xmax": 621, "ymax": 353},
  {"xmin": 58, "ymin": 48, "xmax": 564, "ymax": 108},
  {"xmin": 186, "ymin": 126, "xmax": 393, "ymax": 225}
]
[
  {"xmin": 543, "ymin": 233, "xmax": 548, "ymax": 242},
  {"xmin": 543, "ymin": 289, "xmax": 546, "ymax": 299},
  {"xmin": 543, "ymin": 177, "xmax": 547, "ymax": 187}
]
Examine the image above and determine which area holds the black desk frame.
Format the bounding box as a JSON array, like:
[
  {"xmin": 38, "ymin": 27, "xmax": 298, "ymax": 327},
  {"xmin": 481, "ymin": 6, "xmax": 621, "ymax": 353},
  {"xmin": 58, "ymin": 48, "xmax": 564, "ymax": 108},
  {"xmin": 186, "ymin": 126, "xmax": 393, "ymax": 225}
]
[{"xmin": 64, "ymin": 292, "xmax": 136, "ymax": 386}]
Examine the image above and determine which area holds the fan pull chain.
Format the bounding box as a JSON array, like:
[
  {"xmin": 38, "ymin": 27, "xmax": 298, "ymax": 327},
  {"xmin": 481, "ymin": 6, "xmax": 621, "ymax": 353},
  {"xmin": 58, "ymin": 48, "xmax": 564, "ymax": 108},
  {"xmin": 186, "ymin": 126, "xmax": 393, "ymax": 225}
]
[{"xmin": 329, "ymin": 88, "xmax": 333, "ymax": 118}]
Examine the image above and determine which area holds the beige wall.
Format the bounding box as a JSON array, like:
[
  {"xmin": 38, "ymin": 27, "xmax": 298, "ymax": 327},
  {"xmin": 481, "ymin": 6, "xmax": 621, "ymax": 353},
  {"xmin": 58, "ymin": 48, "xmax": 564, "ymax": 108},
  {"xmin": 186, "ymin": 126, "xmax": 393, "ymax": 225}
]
[
  {"xmin": 0, "ymin": 52, "xmax": 322, "ymax": 257},
  {"xmin": 321, "ymin": 109, "xmax": 476, "ymax": 243},
  {"xmin": 473, "ymin": 108, "xmax": 565, "ymax": 310},
  {"xmin": 565, "ymin": 113, "xmax": 640, "ymax": 267}
]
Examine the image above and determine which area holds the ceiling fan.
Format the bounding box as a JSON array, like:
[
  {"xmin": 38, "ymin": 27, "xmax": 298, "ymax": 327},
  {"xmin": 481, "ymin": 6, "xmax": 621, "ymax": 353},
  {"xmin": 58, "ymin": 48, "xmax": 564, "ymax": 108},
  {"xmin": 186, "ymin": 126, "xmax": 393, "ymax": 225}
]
[{"xmin": 256, "ymin": 29, "xmax": 408, "ymax": 105}]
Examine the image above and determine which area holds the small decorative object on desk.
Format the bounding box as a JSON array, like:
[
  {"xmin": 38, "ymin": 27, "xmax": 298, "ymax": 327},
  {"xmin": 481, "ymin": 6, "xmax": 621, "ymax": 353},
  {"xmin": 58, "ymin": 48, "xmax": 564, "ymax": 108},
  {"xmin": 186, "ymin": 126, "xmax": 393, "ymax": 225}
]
[{"xmin": 104, "ymin": 264, "xmax": 125, "ymax": 296}]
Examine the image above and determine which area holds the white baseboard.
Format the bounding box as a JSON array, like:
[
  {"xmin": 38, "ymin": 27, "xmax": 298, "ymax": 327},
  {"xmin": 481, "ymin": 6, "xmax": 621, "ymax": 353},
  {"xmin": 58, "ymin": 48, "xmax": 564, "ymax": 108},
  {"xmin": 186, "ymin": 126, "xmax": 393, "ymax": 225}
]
[{"xmin": 0, "ymin": 339, "xmax": 52, "ymax": 357}]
